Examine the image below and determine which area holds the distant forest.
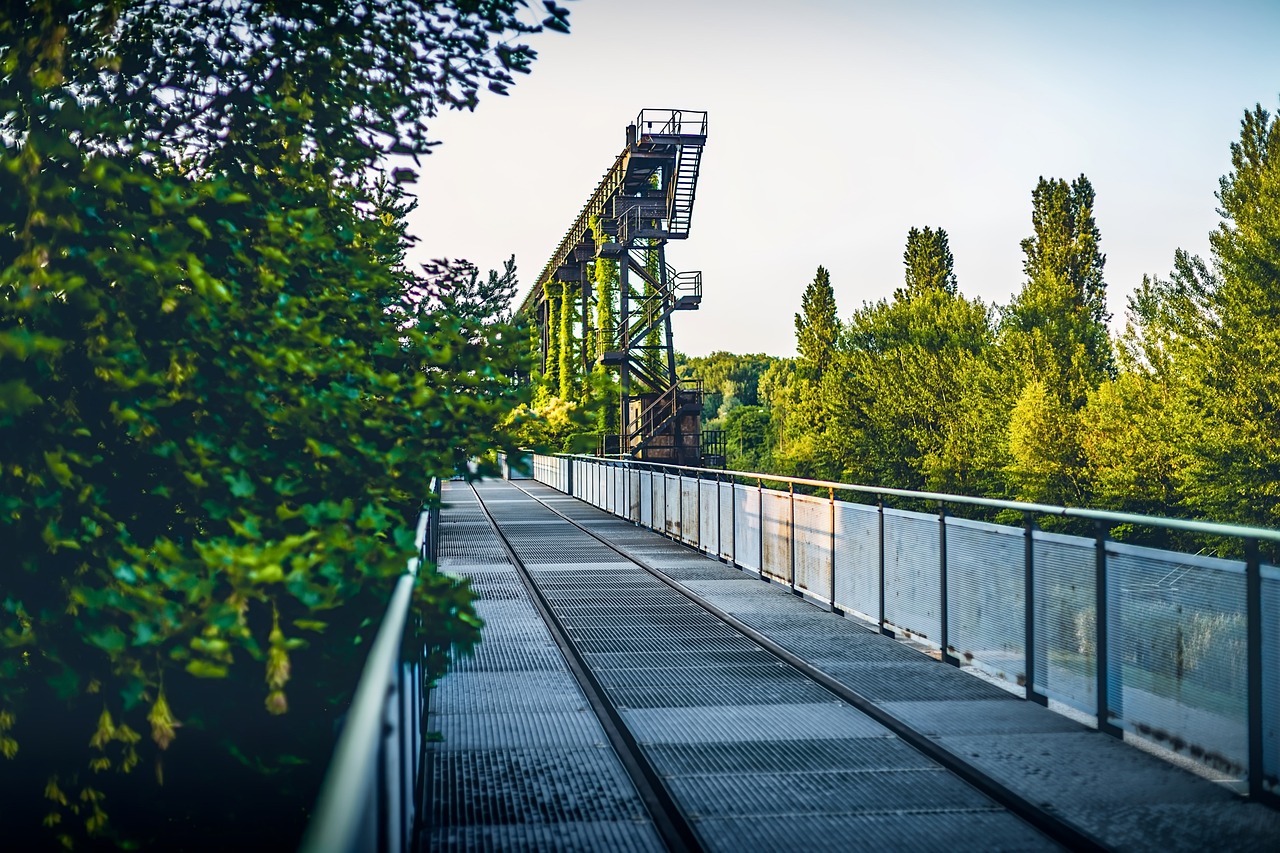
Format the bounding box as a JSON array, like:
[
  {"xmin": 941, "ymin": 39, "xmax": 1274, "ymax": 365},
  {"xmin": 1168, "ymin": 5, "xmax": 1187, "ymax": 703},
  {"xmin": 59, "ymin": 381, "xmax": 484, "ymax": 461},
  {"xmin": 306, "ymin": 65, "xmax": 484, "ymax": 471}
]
[{"xmin": 675, "ymin": 100, "xmax": 1280, "ymax": 534}]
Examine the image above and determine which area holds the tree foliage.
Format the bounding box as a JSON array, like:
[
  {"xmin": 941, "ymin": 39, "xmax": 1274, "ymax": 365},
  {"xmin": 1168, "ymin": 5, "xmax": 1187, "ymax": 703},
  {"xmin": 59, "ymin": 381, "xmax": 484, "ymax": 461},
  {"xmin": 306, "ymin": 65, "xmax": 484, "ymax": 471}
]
[
  {"xmin": 0, "ymin": 0, "xmax": 562, "ymax": 846},
  {"xmin": 720, "ymin": 99, "xmax": 1280, "ymax": 547}
]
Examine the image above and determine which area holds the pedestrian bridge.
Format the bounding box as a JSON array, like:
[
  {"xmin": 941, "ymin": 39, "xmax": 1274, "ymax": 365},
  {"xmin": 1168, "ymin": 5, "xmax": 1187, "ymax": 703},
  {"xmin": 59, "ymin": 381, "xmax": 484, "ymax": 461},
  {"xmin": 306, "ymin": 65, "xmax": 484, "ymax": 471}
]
[{"xmin": 414, "ymin": 457, "xmax": 1280, "ymax": 852}]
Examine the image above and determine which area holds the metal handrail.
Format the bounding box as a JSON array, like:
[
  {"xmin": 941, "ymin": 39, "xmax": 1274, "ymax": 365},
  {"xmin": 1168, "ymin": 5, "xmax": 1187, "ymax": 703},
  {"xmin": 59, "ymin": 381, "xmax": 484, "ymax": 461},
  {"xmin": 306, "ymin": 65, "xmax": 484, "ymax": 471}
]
[
  {"xmin": 298, "ymin": 481, "xmax": 439, "ymax": 853},
  {"xmin": 560, "ymin": 454, "xmax": 1280, "ymax": 544},
  {"xmin": 545, "ymin": 455, "xmax": 1279, "ymax": 804}
]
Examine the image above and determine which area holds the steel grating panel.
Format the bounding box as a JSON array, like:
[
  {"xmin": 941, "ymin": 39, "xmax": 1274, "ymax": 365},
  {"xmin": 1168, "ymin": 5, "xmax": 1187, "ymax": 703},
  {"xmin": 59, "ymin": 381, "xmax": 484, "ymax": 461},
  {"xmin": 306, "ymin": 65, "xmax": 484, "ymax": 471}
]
[
  {"xmin": 449, "ymin": 639, "xmax": 564, "ymax": 674},
  {"xmin": 833, "ymin": 501, "xmax": 880, "ymax": 621},
  {"xmin": 620, "ymin": 702, "xmax": 892, "ymax": 744},
  {"xmin": 456, "ymin": 572, "xmax": 524, "ymax": 601},
  {"xmin": 429, "ymin": 747, "xmax": 648, "ymax": 823},
  {"xmin": 582, "ymin": 648, "xmax": 780, "ymax": 670},
  {"xmin": 1107, "ymin": 541, "xmax": 1248, "ymax": 779},
  {"xmin": 644, "ymin": 736, "xmax": 936, "ymax": 775},
  {"xmin": 1265, "ymin": 565, "xmax": 1280, "ymax": 795},
  {"xmin": 607, "ymin": 678, "xmax": 835, "ymax": 709},
  {"xmin": 733, "ymin": 484, "xmax": 762, "ymax": 571},
  {"xmin": 430, "ymin": 672, "xmax": 588, "ymax": 716},
  {"xmin": 592, "ymin": 663, "xmax": 792, "ymax": 690},
  {"xmin": 817, "ymin": 662, "xmax": 1018, "ymax": 702},
  {"xmin": 946, "ymin": 516, "xmax": 1025, "ymax": 681},
  {"xmin": 658, "ymin": 566, "xmax": 758, "ymax": 582},
  {"xmin": 760, "ymin": 488, "xmax": 791, "ymax": 583},
  {"xmin": 793, "ymin": 494, "xmax": 833, "ymax": 600},
  {"xmin": 426, "ymin": 821, "xmax": 664, "ymax": 853},
  {"xmin": 568, "ymin": 634, "xmax": 762, "ymax": 656},
  {"xmin": 883, "ymin": 507, "xmax": 942, "ymax": 645},
  {"xmin": 691, "ymin": 811, "xmax": 1055, "ymax": 853},
  {"xmin": 666, "ymin": 766, "xmax": 999, "ymax": 817},
  {"xmin": 562, "ymin": 623, "xmax": 743, "ymax": 643}
]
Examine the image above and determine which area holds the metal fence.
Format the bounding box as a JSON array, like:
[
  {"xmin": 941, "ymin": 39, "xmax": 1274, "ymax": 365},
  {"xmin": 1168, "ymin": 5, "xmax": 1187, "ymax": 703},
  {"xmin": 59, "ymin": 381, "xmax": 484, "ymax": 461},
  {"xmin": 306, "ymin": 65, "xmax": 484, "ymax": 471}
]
[
  {"xmin": 534, "ymin": 454, "xmax": 1280, "ymax": 804},
  {"xmin": 298, "ymin": 484, "xmax": 439, "ymax": 853}
]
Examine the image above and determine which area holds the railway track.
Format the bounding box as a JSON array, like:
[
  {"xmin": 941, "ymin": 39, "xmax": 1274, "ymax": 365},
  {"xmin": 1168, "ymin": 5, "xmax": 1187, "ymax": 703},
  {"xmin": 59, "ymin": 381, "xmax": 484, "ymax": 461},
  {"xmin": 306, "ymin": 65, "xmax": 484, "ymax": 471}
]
[{"xmin": 469, "ymin": 479, "xmax": 1106, "ymax": 852}]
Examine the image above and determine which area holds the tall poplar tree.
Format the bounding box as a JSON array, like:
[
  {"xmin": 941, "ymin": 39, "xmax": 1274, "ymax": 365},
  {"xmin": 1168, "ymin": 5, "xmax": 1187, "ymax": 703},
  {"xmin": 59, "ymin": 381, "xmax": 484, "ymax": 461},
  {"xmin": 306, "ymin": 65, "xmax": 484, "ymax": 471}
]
[
  {"xmin": 899, "ymin": 226, "xmax": 958, "ymax": 297},
  {"xmin": 1001, "ymin": 175, "xmax": 1114, "ymax": 504},
  {"xmin": 795, "ymin": 265, "xmax": 840, "ymax": 380}
]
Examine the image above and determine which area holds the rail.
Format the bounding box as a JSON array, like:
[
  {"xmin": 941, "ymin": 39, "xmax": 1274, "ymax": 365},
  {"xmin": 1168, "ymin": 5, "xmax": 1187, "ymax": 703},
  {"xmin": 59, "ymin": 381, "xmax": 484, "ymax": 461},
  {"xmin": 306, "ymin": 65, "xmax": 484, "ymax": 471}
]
[
  {"xmin": 532, "ymin": 455, "xmax": 1280, "ymax": 806},
  {"xmin": 298, "ymin": 481, "xmax": 439, "ymax": 853}
]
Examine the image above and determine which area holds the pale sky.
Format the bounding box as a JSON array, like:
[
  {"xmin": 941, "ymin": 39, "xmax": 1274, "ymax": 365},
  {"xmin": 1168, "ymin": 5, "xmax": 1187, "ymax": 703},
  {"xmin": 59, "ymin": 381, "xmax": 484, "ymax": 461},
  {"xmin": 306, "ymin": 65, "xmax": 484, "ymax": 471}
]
[{"xmin": 405, "ymin": 0, "xmax": 1280, "ymax": 358}]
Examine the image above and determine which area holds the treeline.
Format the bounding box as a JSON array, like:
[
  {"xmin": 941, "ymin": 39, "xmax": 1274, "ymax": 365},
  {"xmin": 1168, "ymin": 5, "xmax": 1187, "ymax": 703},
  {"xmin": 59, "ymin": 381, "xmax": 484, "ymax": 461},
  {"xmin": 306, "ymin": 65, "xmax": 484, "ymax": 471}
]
[{"xmin": 695, "ymin": 101, "xmax": 1280, "ymax": 538}]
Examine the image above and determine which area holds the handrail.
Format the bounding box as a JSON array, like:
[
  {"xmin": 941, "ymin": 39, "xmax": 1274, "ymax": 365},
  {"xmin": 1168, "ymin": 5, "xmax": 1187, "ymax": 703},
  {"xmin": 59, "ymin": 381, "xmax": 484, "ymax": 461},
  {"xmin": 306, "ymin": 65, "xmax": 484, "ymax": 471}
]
[
  {"xmin": 555, "ymin": 455, "xmax": 1280, "ymax": 544},
  {"xmin": 298, "ymin": 480, "xmax": 439, "ymax": 853},
  {"xmin": 545, "ymin": 455, "xmax": 1280, "ymax": 803}
]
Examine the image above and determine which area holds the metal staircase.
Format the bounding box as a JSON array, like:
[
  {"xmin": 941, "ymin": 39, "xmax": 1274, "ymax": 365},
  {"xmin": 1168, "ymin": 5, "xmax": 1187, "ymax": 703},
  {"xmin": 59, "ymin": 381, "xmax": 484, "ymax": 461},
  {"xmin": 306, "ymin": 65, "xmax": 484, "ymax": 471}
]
[{"xmin": 667, "ymin": 142, "xmax": 703, "ymax": 238}]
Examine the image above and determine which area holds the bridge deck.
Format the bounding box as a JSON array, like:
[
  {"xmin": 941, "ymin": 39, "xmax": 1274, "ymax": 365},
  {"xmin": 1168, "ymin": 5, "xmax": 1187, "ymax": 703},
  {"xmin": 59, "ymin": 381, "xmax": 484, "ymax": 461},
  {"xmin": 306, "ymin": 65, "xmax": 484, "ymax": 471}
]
[{"xmin": 425, "ymin": 479, "xmax": 1280, "ymax": 852}]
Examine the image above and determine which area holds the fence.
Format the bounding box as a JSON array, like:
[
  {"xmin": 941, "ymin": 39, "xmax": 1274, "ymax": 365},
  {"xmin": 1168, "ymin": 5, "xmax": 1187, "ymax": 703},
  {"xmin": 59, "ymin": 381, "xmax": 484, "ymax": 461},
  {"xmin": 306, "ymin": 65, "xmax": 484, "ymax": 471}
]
[
  {"xmin": 298, "ymin": 483, "xmax": 439, "ymax": 853},
  {"xmin": 533, "ymin": 454, "xmax": 1280, "ymax": 803}
]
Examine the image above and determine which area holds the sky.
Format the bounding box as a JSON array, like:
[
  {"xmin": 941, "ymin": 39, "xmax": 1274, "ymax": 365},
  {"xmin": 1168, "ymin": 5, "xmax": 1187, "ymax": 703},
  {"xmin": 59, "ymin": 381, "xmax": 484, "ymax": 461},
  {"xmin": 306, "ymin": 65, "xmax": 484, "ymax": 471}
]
[{"xmin": 405, "ymin": 0, "xmax": 1280, "ymax": 358}]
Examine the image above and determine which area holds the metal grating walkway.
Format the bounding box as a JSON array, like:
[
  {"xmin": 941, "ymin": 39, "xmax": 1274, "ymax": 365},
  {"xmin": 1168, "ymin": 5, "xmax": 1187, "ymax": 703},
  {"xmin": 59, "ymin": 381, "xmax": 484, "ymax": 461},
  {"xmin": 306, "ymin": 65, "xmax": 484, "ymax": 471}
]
[
  {"xmin": 423, "ymin": 479, "xmax": 1280, "ymax": 852},
  {"xmin": 425, "ymin": 482, "xmax": 663, "ymax": 852}
]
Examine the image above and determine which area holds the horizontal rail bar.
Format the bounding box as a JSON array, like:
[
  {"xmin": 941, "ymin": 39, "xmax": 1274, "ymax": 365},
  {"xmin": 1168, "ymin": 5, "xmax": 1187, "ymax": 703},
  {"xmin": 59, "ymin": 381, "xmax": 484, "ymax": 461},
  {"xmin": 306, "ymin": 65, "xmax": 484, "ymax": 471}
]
[{"xmin": 551, "ymin": 454, "xmax": 1280, "ymax": 544}]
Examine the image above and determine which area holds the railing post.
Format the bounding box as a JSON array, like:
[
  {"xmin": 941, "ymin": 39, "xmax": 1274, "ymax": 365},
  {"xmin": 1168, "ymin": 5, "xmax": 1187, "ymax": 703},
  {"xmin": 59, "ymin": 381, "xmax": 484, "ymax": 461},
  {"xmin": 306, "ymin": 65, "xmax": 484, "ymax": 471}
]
[
  {"xmin": 829, "ymin": 487, "xmax": 837, "ymax": 613},
  {"xmin": 789, "ymin": 481, "xmax": 796, "ymax": 592},
  {"xmin": 1024, "ymin": 512, "xmax": 1046, "ymax": 705},
  {"xmin": 940, "ymin": 504, "xmax": 957, "ymax": 666},
  {"xmin": 1246, "ymin": 537, "xmax": 1263, "ymax": 799},
  {"xmin": 878, "ymin": 496, "xmax": 890, "ymax": 636},
  {"xmin": 696, "ymin": 469, "xmax": 702, "ymax": 552},
  {"xmin": 716, "ymin": 471, "xmax": 723, "ymax": 561},
  {"xmin": 758, "ymin": 477, "xmax": 764, "ymax": 578},
  {"xmin": 1095, "ymin": 519, "xmax": 1121, "ymax": 737},
  {"xmin": 678, "ymin": 465, "xmax": 685, "ymax": 543}
]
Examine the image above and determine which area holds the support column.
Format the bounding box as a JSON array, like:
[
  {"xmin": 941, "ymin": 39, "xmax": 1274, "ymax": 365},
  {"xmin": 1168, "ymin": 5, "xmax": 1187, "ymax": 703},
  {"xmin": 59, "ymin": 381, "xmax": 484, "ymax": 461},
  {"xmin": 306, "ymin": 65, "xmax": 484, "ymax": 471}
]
[{"xmin": 619, "ymin": 245, "xmax": 631, "ymax": 451}]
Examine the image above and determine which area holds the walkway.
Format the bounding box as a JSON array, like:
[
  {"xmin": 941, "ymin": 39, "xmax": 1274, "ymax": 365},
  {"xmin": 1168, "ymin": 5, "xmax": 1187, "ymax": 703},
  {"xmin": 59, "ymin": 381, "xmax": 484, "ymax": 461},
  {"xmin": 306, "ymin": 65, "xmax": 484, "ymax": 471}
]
[{"xmin": 424, "ymin": 479, "xmax": 1280, "ymax": 852}]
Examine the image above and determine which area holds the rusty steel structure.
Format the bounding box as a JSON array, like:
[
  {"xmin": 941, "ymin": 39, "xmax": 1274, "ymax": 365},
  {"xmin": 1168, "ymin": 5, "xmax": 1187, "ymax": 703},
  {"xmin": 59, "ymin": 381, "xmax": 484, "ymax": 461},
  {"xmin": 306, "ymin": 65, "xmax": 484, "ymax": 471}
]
[{"xmin": 518, "ymin": 109, "xmax": 710, "ymax": 465}]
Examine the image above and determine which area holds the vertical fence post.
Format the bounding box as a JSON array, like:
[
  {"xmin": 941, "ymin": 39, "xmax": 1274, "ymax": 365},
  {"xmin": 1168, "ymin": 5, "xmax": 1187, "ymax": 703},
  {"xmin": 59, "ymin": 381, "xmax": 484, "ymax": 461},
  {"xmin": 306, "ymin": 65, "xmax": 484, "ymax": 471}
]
[
  {"xmin": 940, "ymin": 504, "xmax": 957, "ymax": 666},
  {"xmin": 716, "ymin": 471, "xmax": 723, "ymax": 560},
  {"xmin": 678, "ymin": 465, "xmax": 685, "ymax": 544},
  {"xmin": 1024, "ymin": 513, "xmax": 1046, "ymax": 705},
  {"xmin": 758, "ymin": 477, "xmax": 764, "ymax": 579},
  {"xmin": 1246, "ymin": 537, "xmax": 1263, "ymax": 799},
  {"xmin": 696, "ymin": 470, "xmax": 702, "ymax": 552},
  {"xmin": 1095, "ymin": 519, "xmax": 1121, "ymax": 737},
  {"xmin": 829, "ymin": 487, "xmax": 837, "ymax": 613},
  {"xmin": 878, "ymin": 496, "xmax": 890, "ymax": 636},
  {"xmin": 789, "ymin": 481, "xmax": 796, "ymax": 592}
]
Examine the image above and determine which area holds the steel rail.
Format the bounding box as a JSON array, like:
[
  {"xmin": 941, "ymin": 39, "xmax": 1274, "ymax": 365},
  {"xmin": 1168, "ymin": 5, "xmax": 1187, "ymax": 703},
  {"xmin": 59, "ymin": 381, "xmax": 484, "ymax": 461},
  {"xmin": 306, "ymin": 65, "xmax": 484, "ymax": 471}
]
[
  {"xmin": 467, "ymin": 483, "xmax": 702, "ymax": 853},
  {"xmin": 506, "ymin": 478, "xmax": 1110, "ymax": 853},
  {"xmin": 557, "ymin": 454, "xmax": 1280, "ymax": 545},
  {"xmin": 300, "ymin": 484, "xmax": 438, "ymax": 853}
]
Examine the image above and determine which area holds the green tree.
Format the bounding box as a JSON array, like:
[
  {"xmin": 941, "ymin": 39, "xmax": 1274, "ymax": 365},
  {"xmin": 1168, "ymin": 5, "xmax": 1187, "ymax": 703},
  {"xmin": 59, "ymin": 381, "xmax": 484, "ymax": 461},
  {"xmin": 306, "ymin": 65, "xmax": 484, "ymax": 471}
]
[
  {"xmin": 1179, "ymin": 102, "xmax": 1280, "ymax": 527},
  {"xmin": 1000, "ymin": 175, "xmax": 1114, "ymax": 505},
  {"xmin": 899, "ymin": 226, "xmax": 958, "ymax": 297},
  {"xmin": 795, "ymin": 265, "xmax": 841, "ymax": 380},
  {"xmin": 824, "ymin": 237, "xmax": 995, "ymax": 492}
]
